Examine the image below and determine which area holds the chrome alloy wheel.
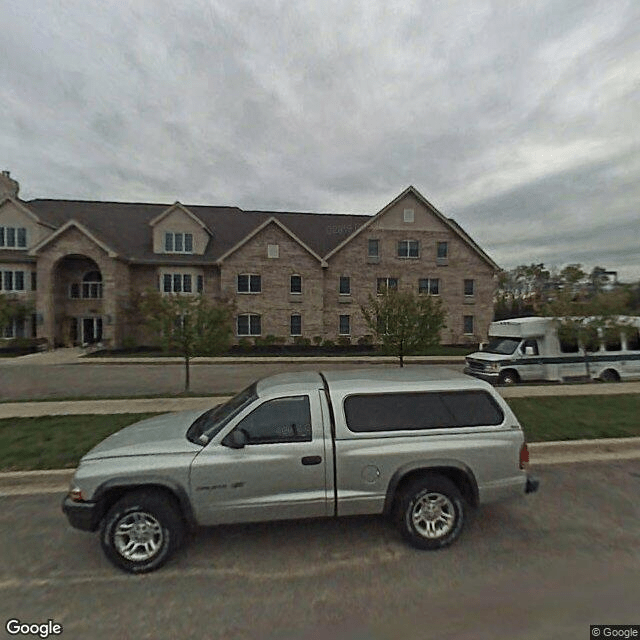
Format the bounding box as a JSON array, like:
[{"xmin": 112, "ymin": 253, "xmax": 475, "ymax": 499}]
[
  {"xmin": 411, "ymin": 492, "xmax": 456, "ymax": 539},
  {"xmin": 113, "ymin": 511, "xmax": 163, "ymax": 561}
]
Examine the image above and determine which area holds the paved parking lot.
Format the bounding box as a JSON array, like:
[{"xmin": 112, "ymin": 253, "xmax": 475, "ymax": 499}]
[{"xmin": 1, "ymin": 461, "xmax": 638, "ymax": 639}]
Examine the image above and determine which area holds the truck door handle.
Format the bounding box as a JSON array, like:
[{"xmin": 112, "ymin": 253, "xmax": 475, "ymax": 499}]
[{"xmin": 301, "ymin": 456, "xmax": 322, "ymax": 466}]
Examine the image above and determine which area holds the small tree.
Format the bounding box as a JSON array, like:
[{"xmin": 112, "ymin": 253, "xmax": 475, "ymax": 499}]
[
  {"xmin": 544, "ymin": 289, "xmax": 631, "ymax": 379},
  {"xmin": 361, "ymin": 289, "xmax": 446, "ymax": 367},
  {"xmin": 140, "ymin": 292, "xmax": 233, "ymax": 392},
  {"xmin": 0, "ymin": 294, "xmax": 33, "ymax": 338}
]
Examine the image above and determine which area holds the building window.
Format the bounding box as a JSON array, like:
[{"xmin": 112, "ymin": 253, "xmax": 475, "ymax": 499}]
[
  {"xmin": 79, "ymin": 271, "xmax": 103, "ymax": 299},
  {"xmin": 237, "ymin": 314, "xmax": 261, "ymax": 336},
  {"xmin": 30, "ymin": 271, "xmax": 37, "ymax": 291},
  {"xmin": 464, "ymin": 279, "xmax": 475, "ymax": 296},
  {"xmin": 437, "ymin": 241, "xmax": 448, "ymax": 261},
  {"xmin": 377, "ymin": 277, "xmax": 398, "ymax": 294},
  {"xmin": 197, "ymin": 275, "xmax": 204, "ymax": 294},
  {"xmin": 368, "ymin": 239, "xmax": 379, "ymax": 258},
  {"xmin": 237, "ymin": 274, "xmax": 261, "ymax": 293},
  {"xmin": 290, "ymin": 275, "xmax": 302, "ymax": 294},
  {"xmin": 339, "ymin": 276, "xmax": 351, "ymax": 295},
  {"xmin": 403, "ymin": 208, "xmax": 415, "ymax": 223},
  {"xmin": 162, "ymin": 273, "xmax": 194, "ymax": 294},
  {"xmin": 290, "ymin": 314, "xmax": 302, "ymax": 336},
  {"xmin": 0, "ymin": 226, "xmax": 27, "ymax": 249},
  {"xmin": 267, "ymin": 244, "xmax": 279, "ymax": 259},
  {"xmin": 418, "ymin": 278, "xmax": 439, "ymax": 295},
  {"xmin": 463, "ymin": 315, "xmax": 474, "ymax": 335},
  {"xmin": 397, "ymin": 240, "xmax": 419, "ymax": 258},
  {"xmin": 164, "ymin": 232, "xmax": 194, "ymax": 254},
  {"xmin": 339, "ymin": 314, "xmax": 350, "ymax": 336},
  {"xmin": 1, "ymin": 270, "xmax": 25, "ymax": 292}
]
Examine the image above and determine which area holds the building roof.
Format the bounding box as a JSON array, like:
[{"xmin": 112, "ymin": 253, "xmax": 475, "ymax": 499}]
[
  {"xmin": 21, "ymin": 188, "xmax": 498, "ymax": 270},
  {"xmin": 25, "ymin": 199, "xmax": 369, "ymax": 264}
]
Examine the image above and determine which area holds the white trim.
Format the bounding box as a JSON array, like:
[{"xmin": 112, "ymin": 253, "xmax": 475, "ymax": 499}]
[
  {"xmin": 148, "ymin": 202, "xmax": 212, "ymax": 234},
  {"xmin": 397, "ymin": 239, "xmax": 419, "ymax": 259},
  {"xmin": 338, "ymin": 314, "xmax": 351, "ymax": 336},
  {"xmin": 237, "ymin": 313, "xmax": 261, "ymax": 337},
  {"xmin": 290, "ymin": 313, "xmax": 302, "ymax": 336},
  {"xmin": 29, "ymin": 219, "xmax": 118, "ymax": 258},
  {"xmin": 216, "ymin": 217, "xmax": 327, "ymax": 266}
]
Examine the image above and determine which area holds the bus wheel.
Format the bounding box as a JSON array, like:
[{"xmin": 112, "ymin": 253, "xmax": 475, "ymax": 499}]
[
  {"xmin": 600, "ymin": 369, "xmax": 620, "ymax": 383},
  {"xmin": 498, "ymin": 370, "xmax": 519, "ymax": 385}
]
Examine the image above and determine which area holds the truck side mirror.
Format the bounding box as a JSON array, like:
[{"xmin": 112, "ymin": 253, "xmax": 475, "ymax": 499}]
[
  {"xmin": 524, "ymin": 346, "xmax": 534, "ymax": 356},
  {"xmin": 222, "ymin": 429, "xmax": 248, "ymax": 449}
]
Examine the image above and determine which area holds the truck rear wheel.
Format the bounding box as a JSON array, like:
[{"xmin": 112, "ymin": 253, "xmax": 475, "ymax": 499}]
[
  {"xmin": 100, "ymin": 489, "xmax": 184, "ymax": 573},
  {"xmin": 397, "ymin": 475, "xmax": 465, "ymax": 550}
]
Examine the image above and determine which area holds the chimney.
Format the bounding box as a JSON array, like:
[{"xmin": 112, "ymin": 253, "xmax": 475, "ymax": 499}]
[{"xmin": 0, "ymin": 170, "xmax": 20, "ymax": 198}]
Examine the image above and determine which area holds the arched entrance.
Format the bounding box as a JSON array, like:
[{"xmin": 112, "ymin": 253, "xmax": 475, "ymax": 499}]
[{"xmin": 52, "ymin": 255, "xmax": 104, "ymax": 347}]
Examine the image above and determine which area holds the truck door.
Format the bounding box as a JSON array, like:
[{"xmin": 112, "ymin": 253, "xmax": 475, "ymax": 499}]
[
  {"xmin": 518, "ymin": 339, "xmax": 544, "ymax": 381},
  {"xmin": 189, "ymin": 392, "xmax": 330, "ymax": 526}
]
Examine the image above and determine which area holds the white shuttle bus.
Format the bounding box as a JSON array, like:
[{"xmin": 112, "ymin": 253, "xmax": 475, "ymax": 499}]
[{"xmin": 464, "ymin": 316, "xmax": 640, "ymax": 384}]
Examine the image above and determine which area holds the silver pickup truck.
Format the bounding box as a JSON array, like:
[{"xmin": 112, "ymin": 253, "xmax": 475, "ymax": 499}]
[{"xmin": 63, "ymin": 367, "xmax": 538, "ymax": 573}]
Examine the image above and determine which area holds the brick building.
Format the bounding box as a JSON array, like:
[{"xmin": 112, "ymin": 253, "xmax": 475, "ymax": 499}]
[{"xmin": 0, "ymin": 171, "xmax": 499, "ymax": 348}]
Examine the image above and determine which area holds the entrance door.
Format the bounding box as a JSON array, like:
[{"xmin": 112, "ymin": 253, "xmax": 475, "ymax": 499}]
[{"xmin": 82, "ymin": 317, "xmax": 103, "ymax": 344}]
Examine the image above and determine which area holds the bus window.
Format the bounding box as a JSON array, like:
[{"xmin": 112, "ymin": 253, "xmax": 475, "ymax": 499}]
[{"xmin": 626, "ymin": 328, "xmax": 640, "ymax": 351}]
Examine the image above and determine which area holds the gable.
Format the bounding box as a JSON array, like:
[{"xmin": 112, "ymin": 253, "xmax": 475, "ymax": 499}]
[
  {"xmin": 30, "ymin": 220, "xmax": 118, "ymax": 259},
  {"xmin": 0, "ymin": 199, "xmax": 52, "ymax": 250},
  {"xmin": 368, "ymin": 192, "xmax": 451, "ymax": 233},
  {"xmin": 152, "ymin": 205, "xmax": 211, "ymax": 255}
]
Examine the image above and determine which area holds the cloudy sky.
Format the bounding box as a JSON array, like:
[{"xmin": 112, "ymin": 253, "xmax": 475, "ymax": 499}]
[{"xmin": 2, "ymin": 0, "xmax": 639, "ymax": 279}]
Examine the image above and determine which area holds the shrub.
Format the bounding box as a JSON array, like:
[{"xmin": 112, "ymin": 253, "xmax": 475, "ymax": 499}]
[
  {"xmin": 312, "ymin": 336, "xmax": 323, "ymax": 346},
  {"xmin": 357, "ymin": 335, "xmax": 373, "ymax": 346},
  {"xmin": 337, "ymin": 336, "xmax": 351, "ymax": 347}
]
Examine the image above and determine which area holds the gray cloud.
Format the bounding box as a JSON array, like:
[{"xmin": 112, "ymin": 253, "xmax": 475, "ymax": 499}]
[{"xmin": 1, "ymin": 0, "xmax": 638, "ymax": 279}]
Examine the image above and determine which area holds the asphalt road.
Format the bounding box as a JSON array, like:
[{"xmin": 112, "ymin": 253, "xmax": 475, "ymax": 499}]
[
  {"xmin": 1, "ymin": 461, "xmax": 638, "ymax": 639},
  {"xmin": 0, "ymin": 361, "xmax": 466, "ymax": 401}
]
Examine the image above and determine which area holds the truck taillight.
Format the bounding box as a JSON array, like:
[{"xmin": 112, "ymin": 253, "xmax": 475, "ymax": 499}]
[{"xmin": 519, "ymin": 443, "xmax": 529, "ymax": 469}]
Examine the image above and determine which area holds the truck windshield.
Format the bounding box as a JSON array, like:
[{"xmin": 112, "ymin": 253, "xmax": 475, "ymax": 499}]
[
  {"xmin": 186, "ymin": 383, "xmax": 257, "ymax": 444},
  {"xmin": 483, "ymin": 337, "xmax": 521, "ymax": 355}
]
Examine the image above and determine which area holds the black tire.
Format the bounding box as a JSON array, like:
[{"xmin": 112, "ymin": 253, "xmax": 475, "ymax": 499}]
[
  {"xmin": 600, "ymin": 369, "xmax": 620, "ymax": 383},
  {"xmin": 396, "ymin": 475, "xmax": 465, "ymax": 550},
  {"xmin": 498, "ymin": 370, "xmax": 519, "ymax": 385},
  {"xmin": 100, "ymin": 490, "xmax": 185, "ymax": 574}
]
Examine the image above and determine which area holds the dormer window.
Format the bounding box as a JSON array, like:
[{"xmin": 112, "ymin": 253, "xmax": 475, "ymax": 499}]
[
  {"xmin": 164, "ymin": 232, "xmax": 193, "ymax": 254},
  {"xmin": 0, "ymin": 226, "xmax": 27, "ymax": 249}
]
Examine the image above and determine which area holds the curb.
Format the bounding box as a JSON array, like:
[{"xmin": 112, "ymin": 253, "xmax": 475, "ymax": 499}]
[{"xmin": 1, "ymin": 438, "xmax": 639, "ymax": 496}]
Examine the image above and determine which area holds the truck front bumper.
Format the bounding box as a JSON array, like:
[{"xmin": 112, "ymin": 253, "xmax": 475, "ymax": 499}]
[
  {"xmin": 525, "ymin": 476, "xmax": 540, "ymax": 494},
  {"xmin": 62, "ymin": 496, "xmax": 101, "ymax": 532},
  {"xmin": 463, "ymin": 367, "xmax": 500, "ymax": 384}
]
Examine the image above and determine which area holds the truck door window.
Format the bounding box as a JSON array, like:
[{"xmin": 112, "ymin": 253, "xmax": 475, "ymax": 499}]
[
  {"xmin": 234, "ymin": 396, "xmax": 312, "ymax": 445},
  {"xmin": 522, "ymin": 339, "xmax": 539, "ymax": 355}
]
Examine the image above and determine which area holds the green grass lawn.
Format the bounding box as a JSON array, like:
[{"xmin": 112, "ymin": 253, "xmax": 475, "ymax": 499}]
[
  {"xmin": 0, "ymin": 395, "xmax": 639, "ymax": 471},
  {"xmin": 507, "ymin": 395, "xmax": 640, "ymax": 442},
  {"xmin": 0, "ymin": 414, "xmax": 155, "ymax": 471}
]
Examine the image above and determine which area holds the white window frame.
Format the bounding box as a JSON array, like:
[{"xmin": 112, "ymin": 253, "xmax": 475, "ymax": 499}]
[
  {"xmin": 464, "ymin": 279, "xmax": 475, "ymax": 296},
  {"xmin": 237, "ymin": 274, "xmax": 261, "ymax": 294},
  {"xmin": 290, "ymin": 314, "xmax": 302, "ymax": 336},
  {"xmin": 237, "ymin": 313, "xmax": 261, "ymax": 337},
  {"xmin": 164, "ymin": 232, "xmax": 194, "ymax": 254},
  {"xmin": 403, "ymin": 208, "xmax": 415, "ymax": 223},
  {"xmin": 339, "ymin": 314, "xmax": 351, "ymax": 336},
  {"xmin": 1, "ymin": 270, "xmax": 25, "ymax": 292},
  {"xmin": 339, "ymin": 276, "xmax": 351, "ymax": 295},
  {"xmin": 0, "ymin": 226, "xmax": 27, "ymax": 250},
  {"xmin": 463, "ymin": 315, "xmax": 474, "ymax": 335},
  {"xmin": 397, "ymin": 240, "xmax": 419, "ymax": 259},
  {"xmin": 368, "ymin": 239, "xmax": 380, "ymax": 258},
  {"xmin": 161, "ymin": 272, "xmax": 195, "ymax": 295},
  {"xmin": 290, "ymin": 274, "xmax": 302, "ymax": 294},
  {"xmin": 267, "ymin": 244, "xmax": 279, "ymax": 259},
  {"xmin": 376, "ymin": 277, "xmax": 398, "ymax": 295},
  {"xmin": 418, "ymin": 278, "xmax": 440, "ymax": 295},
  {"xmin": 437, "ymin": 241, "xmax": 449, "ymax": 261}
]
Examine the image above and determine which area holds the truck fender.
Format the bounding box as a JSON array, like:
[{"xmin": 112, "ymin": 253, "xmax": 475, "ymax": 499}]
[
  {"xmin": 92, "ymin": 475, "xmax": 196, "ymax": 528},
  {"xmin": 383, "ymin": 459, "xmax": 480, "ymax": 515}
]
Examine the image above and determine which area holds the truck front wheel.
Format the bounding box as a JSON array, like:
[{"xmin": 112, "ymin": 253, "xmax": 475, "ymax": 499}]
[
  {"xmin": 397, "ymin": 475, "xmax": 465, "ymax": 550},
  {"xmin": 498, "ymin": 370, "xmax": 519, "ymax": 385},
  {"xmin": 100, "ymin": 490, "xmax": 185, "ymax": 573}
]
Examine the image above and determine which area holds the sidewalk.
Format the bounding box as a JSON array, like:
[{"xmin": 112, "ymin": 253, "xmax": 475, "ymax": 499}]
[{"xmin": 2, "ymin": 437, "xmax": 639, "ymax": 496}]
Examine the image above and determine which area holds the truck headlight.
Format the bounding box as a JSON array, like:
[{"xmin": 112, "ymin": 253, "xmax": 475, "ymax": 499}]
[{"xmin": 68, "ymin": 486, "xmax": 84, "ymax": 502}]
